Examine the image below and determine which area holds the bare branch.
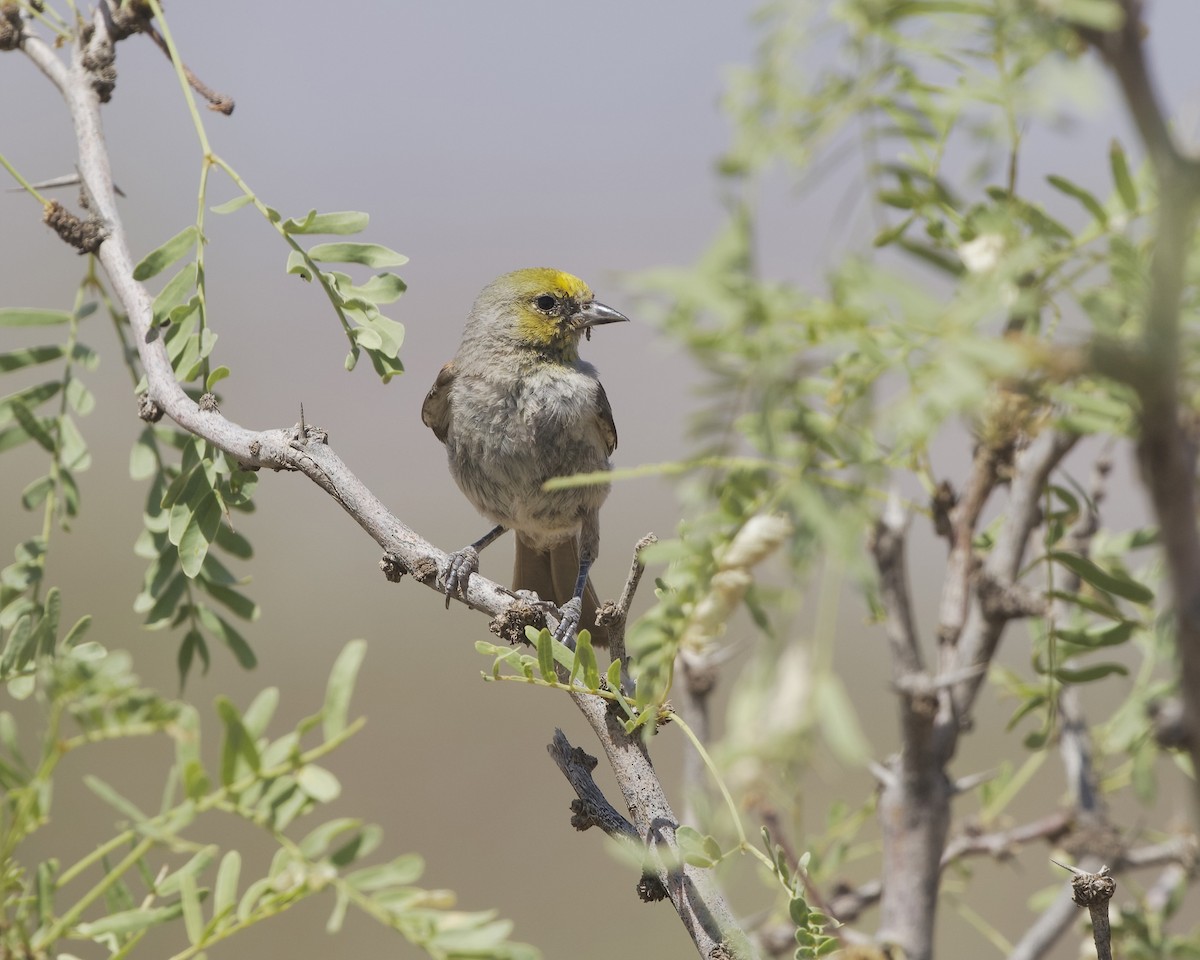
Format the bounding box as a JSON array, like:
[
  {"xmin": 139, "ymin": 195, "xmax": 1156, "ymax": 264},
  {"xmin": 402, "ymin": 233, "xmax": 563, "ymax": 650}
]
[
  {"xmin": 871, "ymin": 492, "xmax": 924, "ymax": 679},
  {"xmin": 570, "ymin": 692, "xmax": 758, "ymax": 959},
  {"xmin": 1052, "ymin": 859, "xmax": 1115, "ymax": 960},
  {"xmin": 596, "ymin": 532, "xmax": 656, "ymax": 683},
  {"xmin": 936, "ymin": 445, "xmax": 999, "ymax": 651},
  {"xmin": 139, "ymin": 15, "xmax": 235, "ymax": 114},
  {"xmin": 939, "ymin": 428, "xmax": 1077, "ymax": 747}
]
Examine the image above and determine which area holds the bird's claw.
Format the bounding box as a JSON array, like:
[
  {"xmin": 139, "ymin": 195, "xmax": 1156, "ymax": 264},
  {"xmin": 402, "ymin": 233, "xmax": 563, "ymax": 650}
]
[
  {"xmin": 553, "ymin": 596, "xmax": 583, "ymax": 646},
  {"xmin": 443, "ymin": 545, "xmax": 480, "ymax": 608}
]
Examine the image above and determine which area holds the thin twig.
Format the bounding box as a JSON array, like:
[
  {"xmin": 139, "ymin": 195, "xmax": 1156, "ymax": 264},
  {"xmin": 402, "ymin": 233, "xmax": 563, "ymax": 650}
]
[{"xmin": 140, "ymin": 14, "xmax": 234, "ymax": 114}]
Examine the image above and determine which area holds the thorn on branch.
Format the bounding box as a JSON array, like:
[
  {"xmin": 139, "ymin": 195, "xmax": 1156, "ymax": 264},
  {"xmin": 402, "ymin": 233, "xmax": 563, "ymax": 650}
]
[
  {"xmin": 136, "ymin": 393, "xmax": 163, "ymax": 423},
  {"xmin": 379, "ymin": 553, "xmax": 407, "ymax": 583},
  {"xmin": 489, "ymin": 598, "xmax": 543, "ymax": 644},
  {"xmin": 290, "ymin": 419, "xmax": 328, "ymax": 446},
  {"xmin": 43, "ymin": 200, "xmax": 106, "ymax": 253}
]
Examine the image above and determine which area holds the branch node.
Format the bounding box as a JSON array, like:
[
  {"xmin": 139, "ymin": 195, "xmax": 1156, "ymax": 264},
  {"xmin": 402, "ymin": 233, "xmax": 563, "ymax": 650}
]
[
  {"xmin": 931, "ymin": 480, "xmax": 956, "ymax": 540},
  {"xmin": 977, "ymin": 572, "xmax": 1047, "ymax": 621},
  {"xmin": 79, "ymin": 17, "xmax": 118, "ymax": 102},
  {"xmin": 636, "ymin": 873, "xmax": 669, "ymax": 903},
  {"xmin": 379, "ymin": 553, "xmax": 407, "ymax": 583},
  {"xmin": 408, "ymin": 555, "xmax": 439, "ymax": 586},
  {"xmin": 489, "ymin": 599, "xmax": 544, "ymax": 645},
  {"xmin": 43, "ymin": 200, "xmax": 106, "ymax": 254},
  {"xmin": 0, "ymin": 3, "xmax": 23, "ymax": 51},
  {"xmin": 1147, "ymin": 696, "xmax": 1194, "ymax": 752},
  {"xmin": 136, "ymin": 393, "xmax": 163, "ymax": 423}
]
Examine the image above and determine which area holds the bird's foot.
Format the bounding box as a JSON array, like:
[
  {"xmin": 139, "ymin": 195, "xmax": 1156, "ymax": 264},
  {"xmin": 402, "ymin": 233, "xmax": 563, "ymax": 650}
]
[
  {"xmin": 553, "ymin": 596, "xmax": 583, "ymax": 646},
  {"xmin": 442, "ymin": 545, "xmax": 480, "ymax": 608}
]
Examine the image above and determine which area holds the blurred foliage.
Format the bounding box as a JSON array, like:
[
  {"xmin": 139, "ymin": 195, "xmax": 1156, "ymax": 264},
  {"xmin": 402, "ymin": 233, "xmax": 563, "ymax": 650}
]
[{"xmin": 614, "ymin": 0, "xmax": 1197, "ymax": 955}]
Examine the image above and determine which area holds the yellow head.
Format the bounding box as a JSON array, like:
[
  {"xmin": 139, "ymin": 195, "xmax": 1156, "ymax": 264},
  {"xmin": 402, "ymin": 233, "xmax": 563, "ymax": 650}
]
[{"xmin": 466, "ymin": 267, "xmax": 628, "ymax": 359}]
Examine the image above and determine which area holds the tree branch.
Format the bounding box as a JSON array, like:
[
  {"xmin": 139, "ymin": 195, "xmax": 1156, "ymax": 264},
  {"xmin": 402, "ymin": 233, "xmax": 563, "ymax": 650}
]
[
  {"xmin": 870, "ymin": 494, "xmax": 947, "ymax": 960},
  {"xmin": 938, "ymin": 428, "xmax": 1077, "ymax": 754},
  {"xmin": 21, "ymin": 13, "xmax": 754, "ymax": 958}
]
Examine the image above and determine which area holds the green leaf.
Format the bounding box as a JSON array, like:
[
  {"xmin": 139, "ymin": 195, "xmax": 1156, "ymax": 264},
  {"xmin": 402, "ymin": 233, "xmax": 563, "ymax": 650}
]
[
  {"xmin": 333, "ymin": 272, "xmax": 407, "ymax": 304},
  {"xmin": 210, "ymin": 194, "xmax": 254, "ymax": 214},
  {"xmin": 575, "ymin": 631, "xmax": 600, "ymax": 690},
  {"xmin": 76, "ymin": 903, "xmax": 184, "ymax": 937},
  {"xmin": 0, "ymin": 309, "xmax": 71, "ymax": 327},
  {"xmin": 345, "ymin": 854, "xmax": 424, "ymax": 891},
  {"xmin": 1046, "ymin": 551, "xmax": 1154, "ymax": 603},
  {"xmin": 11, "ymin": 401, "xmax": 55, "ymax": 452},
  {"xmin": 285, "ymin": 249, "xmax": 314, "ymax": 281},
  {"xmin": 307, "ymin": 242, "xmax": 408, "ymax": 268},
  {"xmin": 157, "ymin": 846, "xmax": 217, "ymax": 896},
  {"xmin": 152, "ymin": 263, "xmax": 199, "ymax": 325},
  {"xmin": 326, "ymin": 887, "xmax": 350, "ymax": 934},
  {"xmin": 214, "ymin": 524, "xmax": 253, "ymax": 559},
  {"xmin": 180, "ymin": 872, "xmax": 204, "ymax": 945},
  {"xmin": 216, "ymin": 696, "xmax": 261, "ymax": 785},
  {"xmin": 178, "ymin": 492, "xmax": 223, "ymax": 577},
  {"xmin": 0, "ymin": 344, "xmax": 66, "ymax": 372},
  {"xmin": 84, "ymin": 775, "xmax": 147, "ymax": 823},
  {"xmin": 1054, "ymin": 662, "xmax": 1129, "ymax": 683},
  {"xmin": 213, "ymin": 850, "xmax": 240, "ymax": 925},
  {"xmin": 20, "ymin": 476, "xmax": 53, "ymax": 511},
  {"xmin": 200, "ymin": 582, "xmax": 258, "ymax": 621},
  {"xmin": 323, "ymin": 639, "xmax": 366, "ymax": 741},
  {"xmin": 299, "ymin": 817, "xmax": 362, "ymax": 859},
  {"xmin": 241, "ymin": 686, "xmax": 279, "ymax": 739},
  {"xmin": 195, "ymin": 605, "xmax": 257, "ymax": 668},
  {"xmin": 676, "ymin": 825, "xmax": 718, "ymax": 867},
  {"xmin": 296, "ymin": 764, "xmax": 341, "ymax": 803},
  {"xmin": 206, "ymin": 365, "xmax": 231, "ymax": 390},
  {"xmin": 282, "ymin": 210, "xmax": 370, "ymax": 235},
  {"xmin": 62, "ymin": 614, "xmax": 92, "ymax": 647},
  {"xmin": 1110, "ymin": 140, "xmax": 1138, "ymax": 212},
  {"xmin": 66, "ymin": 378, "xmax": 95, "ymax": 416},
  {"xmin": 1046, "ymin": 174, "xmax": 1107, "ymax": 226},
  {"xmin": 134, "ymin": 225, "xmax": 200, "ymax": 281},
  {"xmin": 130, "ymin": 427, "xmax": 159, "ymax": 481},
  {"xmin": 330, "ymin": 823, "xmax": 382, "ymax": 866},
  {"xmin": 536, "ymin": 628, "xmax": 555, "ymax": 681},
  {"xmin": 1055, "ymin": 621, "xmax": 1135, "ymax": 649},
  {"xmin": 0, "ymin": 381, "xmax": 62, "ymax": 425}
]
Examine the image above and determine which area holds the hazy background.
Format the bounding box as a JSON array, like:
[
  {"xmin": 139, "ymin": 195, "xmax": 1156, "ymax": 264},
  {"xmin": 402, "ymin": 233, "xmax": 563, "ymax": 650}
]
[{"xmin": 2, "ymin": 2, "xmax": 1200, "ymax": 957}]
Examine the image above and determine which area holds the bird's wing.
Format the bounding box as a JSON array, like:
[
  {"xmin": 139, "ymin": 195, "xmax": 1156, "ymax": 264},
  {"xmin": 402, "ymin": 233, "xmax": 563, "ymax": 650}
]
[
  {"xmin": 595, "ymin": 380, "xmax": 617, "ymax": 455},
  {"xmin": 421, "ymin": 361, "xmax": 456, "ymax": 443}
]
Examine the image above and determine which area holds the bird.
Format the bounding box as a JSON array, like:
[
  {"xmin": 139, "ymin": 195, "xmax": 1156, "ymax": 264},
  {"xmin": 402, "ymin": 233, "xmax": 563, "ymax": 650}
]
[{"xmin": 421, "ymin": 268, "xmax": 628, "ymax": 644}]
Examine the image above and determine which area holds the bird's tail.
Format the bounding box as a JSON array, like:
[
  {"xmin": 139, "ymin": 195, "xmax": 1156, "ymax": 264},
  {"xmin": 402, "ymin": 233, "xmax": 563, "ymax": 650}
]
[{"xmin": 513, "ymin": 536, "xmax": 608, "ymax": 646}]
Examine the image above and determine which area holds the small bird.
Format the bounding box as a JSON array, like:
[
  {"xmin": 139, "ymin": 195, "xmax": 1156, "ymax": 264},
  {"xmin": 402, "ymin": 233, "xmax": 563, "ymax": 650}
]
[{"xmin": 422, "ymin": 268, "xmax": 628, "ymax": 643}]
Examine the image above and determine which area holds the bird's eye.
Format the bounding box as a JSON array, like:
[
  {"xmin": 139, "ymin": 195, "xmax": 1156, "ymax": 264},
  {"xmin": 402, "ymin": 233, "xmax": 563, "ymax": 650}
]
[{"xmin": 534, "ymin": 294, "xmax": 556, "ymax": 312}]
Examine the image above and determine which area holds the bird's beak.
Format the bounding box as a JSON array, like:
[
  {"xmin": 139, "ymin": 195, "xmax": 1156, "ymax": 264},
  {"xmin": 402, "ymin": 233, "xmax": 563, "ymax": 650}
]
[{"xmin": 574, "ymin": 300, "xmax": 630, "ymax": 330}]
